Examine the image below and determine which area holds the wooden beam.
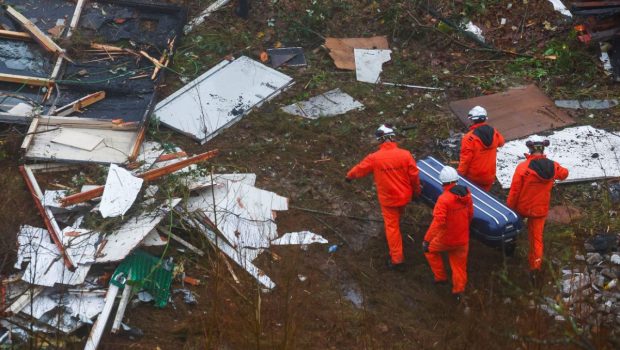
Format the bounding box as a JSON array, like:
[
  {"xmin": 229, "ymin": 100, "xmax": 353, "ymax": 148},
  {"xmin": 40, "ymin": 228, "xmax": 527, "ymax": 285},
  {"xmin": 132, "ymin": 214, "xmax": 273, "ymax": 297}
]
[
  {"xmin": 20, "ymin": 117, "xmax": 40, "ymax": 151},
  {"xmin": 60, "ymin": 149, "xmax": 219, "ymax": 206},
  {"xmin": 3, "ymin": 5, "xmax": 66, "ymax": 56},
  {"xmin": 55, "ymin": 91, "xmax": 106, "ymax": 116},
  {"xmin": 0, "ymin": 29, "xmax": 31, "ymax": 41},
  {"xmin": 0, "ymin": 73, "xmax": 53, "ymax": 87},
  {"xmin": 19, "ymin": 165, "xmax": 76, "ymax": 270}
]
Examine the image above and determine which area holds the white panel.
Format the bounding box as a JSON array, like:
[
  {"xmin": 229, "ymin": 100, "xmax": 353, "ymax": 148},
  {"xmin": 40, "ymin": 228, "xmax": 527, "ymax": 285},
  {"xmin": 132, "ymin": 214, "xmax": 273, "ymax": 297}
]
[
  {"xmin": 155, "ymin": 56, "xmax": 293, "ymax": 143},
  {"xmin": 281, "ymin": 88, "xmax": 364, "ymax": 119},
  {"xmin": 354, "ymin": 49, "xmax": 392, "ymax": 83},
  {"xmin": 51, "ymin": 129, "xmax": 103, "ymax": 151},
  {"xmin": 100, "ymin": 164, "xmax": 144, "ymax": 218},
  {"xmin": 496, "ymin": 126, "xmax": 620, "ymax": 188}
]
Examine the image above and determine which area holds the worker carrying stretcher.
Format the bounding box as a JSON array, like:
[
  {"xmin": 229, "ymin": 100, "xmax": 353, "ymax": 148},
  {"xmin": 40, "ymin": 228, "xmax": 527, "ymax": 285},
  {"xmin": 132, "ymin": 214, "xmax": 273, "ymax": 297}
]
[
  {"xmin": 457, "ymin": 106, "xmax": 505, "ymax": 191},
  {"xmin": 423, "ymin": 166, "xmax": 474, "ymax": 300},
  {"xmin": 346, "ymin": 124, "xmax": 421, "ymax": 271},
  {"xmin": 507, "ymin": 136, "xmax": 569, "ymax": 280}
]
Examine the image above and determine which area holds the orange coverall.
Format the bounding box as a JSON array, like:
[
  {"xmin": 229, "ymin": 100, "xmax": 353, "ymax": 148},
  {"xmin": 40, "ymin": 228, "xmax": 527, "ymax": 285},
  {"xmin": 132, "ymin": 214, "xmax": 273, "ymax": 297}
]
[
  {"xmin": 457, "ymin": 123, "xmax": 505, "ymax": 191},
  {"xmin": 346, "ymin": 142, "xmax": 421, "ymax": 264},
  {"xmin": 507, "ymin": 154, "xmax": 569, "ymax": 270},
  {"xmin": 424, "ymin": 183, "xmax": 474, "ymax": 294}
]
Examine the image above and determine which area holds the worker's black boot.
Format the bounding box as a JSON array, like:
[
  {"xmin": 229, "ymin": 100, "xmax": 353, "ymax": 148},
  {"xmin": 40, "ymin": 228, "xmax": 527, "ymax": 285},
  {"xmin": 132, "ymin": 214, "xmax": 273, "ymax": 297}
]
[{"xmin": 386, "ymin": 258, "xmax": 405, "ymax": 272}]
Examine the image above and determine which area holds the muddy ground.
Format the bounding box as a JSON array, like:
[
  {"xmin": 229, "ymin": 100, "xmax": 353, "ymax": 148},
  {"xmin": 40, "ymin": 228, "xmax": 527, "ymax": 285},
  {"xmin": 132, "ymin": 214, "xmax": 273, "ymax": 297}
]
[{"xmin": 2, "ymin": 0, "xmax": 620, "ymax": 349}]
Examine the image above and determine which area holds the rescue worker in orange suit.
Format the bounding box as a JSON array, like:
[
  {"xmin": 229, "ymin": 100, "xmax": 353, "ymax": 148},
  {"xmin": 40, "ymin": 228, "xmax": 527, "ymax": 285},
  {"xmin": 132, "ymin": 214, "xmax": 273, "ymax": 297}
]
[
  {"xmin": 506, "ymin": 136, "xmax": 569, "ymax": 276},
  {"xmin": 457, "ymin": 106, "xmax": 505, "ymax": 191},
  {"xmin": 346, "ymin": 124, "xmax": 421, "ymax": 270},
  {"xmin": 423, "ymin": 166, "xmax": 474, "ymax": 300}
]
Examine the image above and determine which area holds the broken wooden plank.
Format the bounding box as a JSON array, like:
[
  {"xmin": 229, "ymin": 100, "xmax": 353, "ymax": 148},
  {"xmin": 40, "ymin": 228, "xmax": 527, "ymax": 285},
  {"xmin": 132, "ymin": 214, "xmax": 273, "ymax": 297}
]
[
  {"xmin": 0, "ymin": 29, "xmax": 31, "ymax": 41},
  {"xmin": 50, "ymin": 0, "xmax": 86, "ymax": 83},
  {"xmin": 3, "ymin": 286, "xmax": 44, "ymax": 315},
  {"xmin": 157, "ymin": 228, "xmax": 205, "ymax": 256},
  {"xmin": 60, "ymin": 149, "xmax": 220, "ymax": 206},
  {"xmin": 19, "ymin": 165, "xmax": 76, "ymax": 269},
  {"xmin": 111, "ymin": 274, "xmax": 132, "ymax": 334},
  {"xmin": 55, "ymin": 91, "xmax": 106, "ymax": 117},
  {"xmin": 0, "ymin": 73, "xmax": 53, "ymax": 87},
  {"xmin": 3, "ymin": 5, "xmax": 66, "ymax": 57},
  {"xmin": 84, "ymin": 284, "xmax": 119, "ymax": 350},
  {"xmin": 90, "ymin": 42, "xmax": 139, "ymax": 56}
]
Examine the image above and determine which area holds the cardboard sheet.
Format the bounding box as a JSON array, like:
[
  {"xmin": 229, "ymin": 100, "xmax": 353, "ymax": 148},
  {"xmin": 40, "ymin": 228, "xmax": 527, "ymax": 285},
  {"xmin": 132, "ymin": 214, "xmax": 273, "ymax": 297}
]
[{"xmin": 325, "ymin": 36, "xmax": 389, "ymax": 70}]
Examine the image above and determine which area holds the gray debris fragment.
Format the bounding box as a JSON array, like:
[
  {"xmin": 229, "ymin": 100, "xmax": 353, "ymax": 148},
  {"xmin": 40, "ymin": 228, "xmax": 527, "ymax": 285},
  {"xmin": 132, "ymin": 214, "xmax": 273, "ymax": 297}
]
[{"xmin": 555, "ymin": 99, "xmax": 619, "ymax": 110}]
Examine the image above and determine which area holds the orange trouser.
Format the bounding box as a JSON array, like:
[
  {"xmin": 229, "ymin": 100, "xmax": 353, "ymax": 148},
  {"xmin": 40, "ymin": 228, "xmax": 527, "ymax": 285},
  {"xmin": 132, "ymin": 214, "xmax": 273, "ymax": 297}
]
[
  {"xmin": 380, "ymin": 205, "xmax": 405, "ymax": 264},
  {"xmin": 527, "ymin": 216, "xmax": 547, "ymax": 271},
  {"xmin": 424, "ymin": 241, "xmax": 469, "ymax": 294}
]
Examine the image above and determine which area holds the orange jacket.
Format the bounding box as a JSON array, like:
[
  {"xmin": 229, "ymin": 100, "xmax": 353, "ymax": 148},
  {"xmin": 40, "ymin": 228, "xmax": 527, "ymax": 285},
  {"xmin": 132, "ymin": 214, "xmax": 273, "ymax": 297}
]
[
  {"xmin": 424, "ymin": 183, "xmax": 474, "ymax": 246},
  {"xmin": 457, "ymin": 123, "xmax": 505, "ymax": 187},
  {"xmin": 506, "ymin": 154, "xmax": 569, "ymax": 218},
  {"xmin": 346, "ymin": 142, "xmax": 421, "ymax": 207}
]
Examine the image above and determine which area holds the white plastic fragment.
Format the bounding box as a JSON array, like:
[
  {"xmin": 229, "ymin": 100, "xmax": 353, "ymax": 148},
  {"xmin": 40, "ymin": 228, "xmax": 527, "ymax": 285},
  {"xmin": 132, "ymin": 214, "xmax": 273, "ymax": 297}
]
[
  {"xmin": 7, "ymin": 102, "xmax": 33, "ymax": 115},
  {"xmin": 600, "ymin": 47, "xmax": 613, "ymax": 75},
  {"xmin": 464, "ymin": 21, "xmax": 485, "ymax": 42},
  {"xmin": 100, "ymin": 164, "xmax": 144, "ymax": 218},
  {"xmin": 271, "ymin": 231, "xmax": 328, "ymax": 246},
  {"xmin": 496, "ymin": 126, "xmax": 620, "ymax": 188},
  {"xmin": 548, "ymin": 0, "xmax": 572, "ymax": 18},
  {"xmin": 354, "ymin": 49, "xmax": 392, "ymax": 83},
  {"xmin": 183, "ymin": 0, "xmax": 230, "ymax": 34},
  {"xmin": 281, "ymin": 88, "xmax": 364, "ymax": 119}
]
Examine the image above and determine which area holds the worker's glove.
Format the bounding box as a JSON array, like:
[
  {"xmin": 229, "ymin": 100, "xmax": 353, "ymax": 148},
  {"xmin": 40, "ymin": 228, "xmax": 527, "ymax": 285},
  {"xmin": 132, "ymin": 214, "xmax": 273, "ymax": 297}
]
[
  {"xmin": 422, "ymin": 241, "xmax": 430, "ymax": 253},
  {"xmin": 345, "ymin": 177, "xmax": 352, "ymax": 183}
]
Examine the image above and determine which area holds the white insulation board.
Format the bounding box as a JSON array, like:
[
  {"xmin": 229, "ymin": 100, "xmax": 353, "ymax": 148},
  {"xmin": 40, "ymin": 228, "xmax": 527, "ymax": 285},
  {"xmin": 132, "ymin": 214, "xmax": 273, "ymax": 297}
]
[
  {"xmin": 155, "ymin": 56, "xmax": 294, "ymax": 143},
  {"xmin": 281, "ymin": 88, "xmax": 364, "ymax": 119},
  {"xmin": 496, "ymin": 126, "xmax": 620, "ymax": 188}
]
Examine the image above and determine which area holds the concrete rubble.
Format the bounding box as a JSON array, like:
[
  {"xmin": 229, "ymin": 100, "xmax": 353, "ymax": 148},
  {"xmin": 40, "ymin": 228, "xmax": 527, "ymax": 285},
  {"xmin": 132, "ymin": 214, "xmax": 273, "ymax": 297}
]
[{"xmin": 545, "ymin": 233, "xmax": 620, "ymax": 336}]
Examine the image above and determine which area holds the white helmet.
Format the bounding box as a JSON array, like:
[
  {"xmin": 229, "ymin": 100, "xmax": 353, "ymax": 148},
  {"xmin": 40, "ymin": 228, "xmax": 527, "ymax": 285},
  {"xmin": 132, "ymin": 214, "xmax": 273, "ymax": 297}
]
[
  {"xmin": 375, "ymin": 124, "xmax": 396, "ymax": 141},
  {"xmin": 439, "ymin": 166, "xmax": 459, "ymax": 184},
  {"xmin": 467, "ymin": 105, "xmax": 487, "ymax": 122},
  {"xmin": 526, "ymin": 135, "xmax": 550, "ymax": 150}
]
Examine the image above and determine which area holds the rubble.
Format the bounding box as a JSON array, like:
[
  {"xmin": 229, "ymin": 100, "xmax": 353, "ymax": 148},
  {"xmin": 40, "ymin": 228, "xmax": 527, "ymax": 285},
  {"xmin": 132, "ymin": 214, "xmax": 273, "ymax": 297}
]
[
  {"xmin": 281, "ymin": 88, "xmax": 364, "ymax": 119},
  {"xmin": 550, "ymin": 233, "xmax": 620, "ymax": 333}
]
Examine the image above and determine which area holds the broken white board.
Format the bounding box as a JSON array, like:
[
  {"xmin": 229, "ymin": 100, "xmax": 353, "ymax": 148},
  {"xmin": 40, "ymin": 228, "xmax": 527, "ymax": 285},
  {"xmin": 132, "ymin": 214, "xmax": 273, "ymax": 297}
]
[
  {"xmin": 14, "ymin": 225, "xmax": 47, "ymax": 269},
  {"xmin": 184, "ymin": 216, "xmax": 275, "ymax": 289},
  {"xmin": 141, "ymin": 229, "xmax": 168, "ymax": 247},
  {"xmin": 100, "ymin": 164, "xmax": 144, "ymax": 218},
  {"xmin": 21, "ymin": 234, "xmax": 91, "ymax": 287},
  {"xmin": 42, "ymin": 190, "xmax": 89, "ymax": 213},
  {"xmin": 8, "ymin": 102, "xmax": 33, "ymax": 116},
  {"xmin": 354, "ymin": 49, "xmax": 392, "ymax": 83},
  {"xmin": 555, "ymin": 99, "xmax": 618, "ymax": 110},
  {"xmin": 496, "ymin": 126, "xmax": 620, "ymax": 188},
  {"xmin": 21, "ymin": 289, "xmax": 106, "ymax": 333},
  {"xmin": 185, "ymin": 172, "xmax": 257, "ymax": 191},
  {"xmin": 26, "ymin": 125, "xmax": 136, "ymax": 164},
  {"xmin": 186, "ymin": 181, "xmax": 288, "ymax": 249},
  {"xmin": 61, "ymin": 227, "xmax": 100, "ymax": 265},
  {"xmin": 51, "ymin": 129, "xmax": 104, "ymax": 151},
  {"xmin": 155, "ymin": 56, "xmax": 294, "ymax": 144},
  {"xmin": 281, "ymin": 88, "xmax": 364, "ymax": 119},
  {"xmin": 95, "ymin": 198, "xmax": 181, "ymax": 263},
  {"xmin": 548, "ymin": 0, "xmax": 572, "ymax": 18},
  {"xmin": 271, "ymin": 231, "xmax": 328, "ymax": 245}
]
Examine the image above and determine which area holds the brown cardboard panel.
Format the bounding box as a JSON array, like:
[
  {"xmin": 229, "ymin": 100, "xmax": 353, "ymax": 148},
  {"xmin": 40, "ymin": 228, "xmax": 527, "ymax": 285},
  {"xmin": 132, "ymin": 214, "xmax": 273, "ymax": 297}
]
[
  {"xmin": 449, "ymin": 85, "xmax": 575, "ymax": 140},
  {"xmin": 325, "ymin": 36, "xmax": 389, "ymax": 70}
]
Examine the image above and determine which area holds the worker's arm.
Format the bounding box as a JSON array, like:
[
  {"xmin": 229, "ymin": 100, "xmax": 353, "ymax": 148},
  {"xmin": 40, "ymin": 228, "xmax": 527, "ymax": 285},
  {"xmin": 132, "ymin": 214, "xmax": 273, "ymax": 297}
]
[
  {"xmin": 408, "ymin": 156, "xmax": 421, "ymax": 196},
  {"xmin": 346, "ymin": 154, "xmax": 374, "ymax": 180},
  {"xmin": 506, "ymin": 164, "xmax": 524, "ymax": 209},
  {"xmin": 554, "ymin": 162, "xmax": 569, "ymax": 181},
  {"xmin": 495, "ymin": 129, "xmax": 505, "ymax": 148},
  {"xmin": 424, "ymin": 197, "xmax": 447, "ymax": 242},
  {"xmin": 457, "ymin": 136, "xmax": 474, "ymax": 175}
]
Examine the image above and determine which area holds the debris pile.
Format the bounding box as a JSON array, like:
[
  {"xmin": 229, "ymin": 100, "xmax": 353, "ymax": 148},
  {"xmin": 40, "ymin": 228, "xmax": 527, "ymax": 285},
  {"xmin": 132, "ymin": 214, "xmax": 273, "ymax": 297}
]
[
  {"xmin": 572, "ymin": 1, "xmax": 620, "ymax": 80},
  {"xmin": 0, "ymin": 1, "xmax": 329, "ymax": 348},
  {"xmin": 544, "ymin": 234, "xmax": 620, "ymax": 334}
]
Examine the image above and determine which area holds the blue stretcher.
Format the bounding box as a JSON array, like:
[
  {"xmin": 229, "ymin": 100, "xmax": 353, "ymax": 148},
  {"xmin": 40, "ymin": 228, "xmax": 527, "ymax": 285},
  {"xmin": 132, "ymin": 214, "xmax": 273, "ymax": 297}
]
[{"xmin": 417, "ymin": 156, "xmax": 523, "ymax": 251}]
